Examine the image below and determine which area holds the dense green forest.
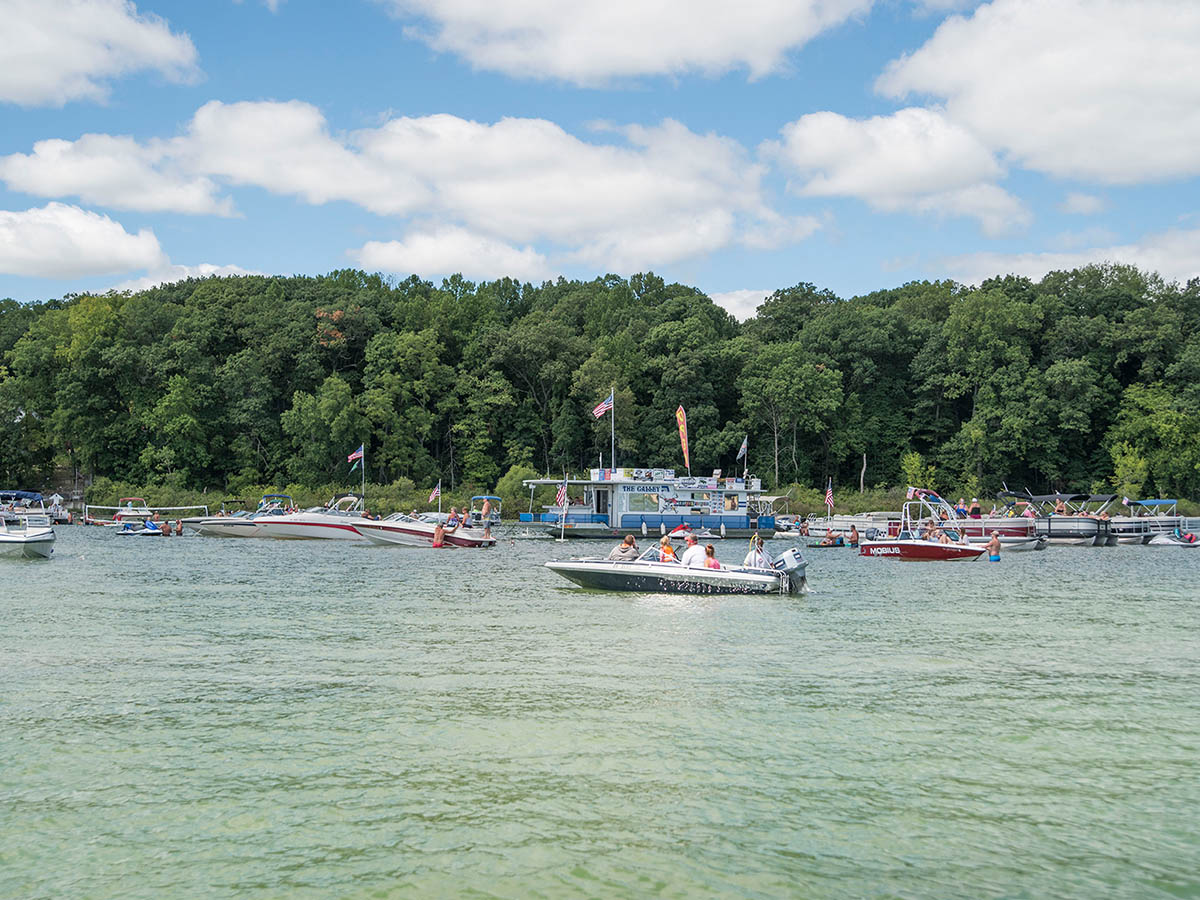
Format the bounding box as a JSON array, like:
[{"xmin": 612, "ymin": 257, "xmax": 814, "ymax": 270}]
[{"xmin": 2, "ymin": 264, "xmax": 1199, "ymax": 506}]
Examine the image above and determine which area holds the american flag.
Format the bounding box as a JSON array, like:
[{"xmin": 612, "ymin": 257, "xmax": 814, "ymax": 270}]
[
  {"xmin": 825, "ymin": 478, "xmax": 834, "ymax": 510},
  {"xmin": 428, "ymin": 481, "xmax": 441, "ymax": 503},
  {"xmin": 347, "ymin": 444, "xmax": 364, "ymax": 462},
  {"xmin": 555, "ymin": 479, "xmax": 569, "ymax": 508},
  {"xmin": 592, "ymin": 391, "xmax": 614, "ymax": 418}
]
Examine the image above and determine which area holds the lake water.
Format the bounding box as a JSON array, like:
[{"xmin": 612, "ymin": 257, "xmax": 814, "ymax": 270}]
[{"xmin": 2, "ymin": 528, "xmax": 1198, "ymax": 899}]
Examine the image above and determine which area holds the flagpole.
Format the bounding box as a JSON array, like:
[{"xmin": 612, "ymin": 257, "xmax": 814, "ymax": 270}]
[
  {"xmin": 361, "ymin": 445, "xmax": 366, "ymax": 507},
  {"xmin": 610, "ymin": 384, "xmax": 616, "ymax": 470}
]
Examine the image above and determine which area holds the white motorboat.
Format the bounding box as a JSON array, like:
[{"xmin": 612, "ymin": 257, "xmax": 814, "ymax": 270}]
[
  {"xmin": 356, "ymin": 513, "xmax": 496, "ymax": 548},
  {"xmin": 184, "ymin": 494, "xmax": 297, "ymax": 537},
  {"xmin": 250, "ymin": 494, "xmax": 371, "ymax": 541},
  {"xmin": 0, "ymin": 514, "xmax": 55, "ymax": 558},
  {"xmin": 544, "ymin": 546, "xmax": 808, "ymax": 594}
]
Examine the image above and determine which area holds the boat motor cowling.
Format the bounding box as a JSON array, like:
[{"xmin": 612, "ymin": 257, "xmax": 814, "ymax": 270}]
[{"xmin": 773, "ymin": 547, "xmax": 808, "ymax": 593}]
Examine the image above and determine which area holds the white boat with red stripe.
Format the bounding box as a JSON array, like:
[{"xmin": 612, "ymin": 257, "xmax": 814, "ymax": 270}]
[
  {"xmin": 355, "ymin": 513, "xmax": 496, "ymax": 548},
  {"xmin": 251, "ymin": 493, "xmax": 371, "ymax": 541}
]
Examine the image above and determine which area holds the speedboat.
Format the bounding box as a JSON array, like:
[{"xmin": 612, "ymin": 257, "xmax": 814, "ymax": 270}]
[
  {"xmin": 0, "ymin": 514, "xmax": 55, "ymax": 558},
  {"xmin": 250, "ymin": 494, "xmax": 371, "ymax": 541},
  {"xmin": 355, "ymin": 513, "xmax": 496, "ymax": 548},
  {"xmin": 544, "ymin": 546, "xmax": 808, "ymax": 594},
  {"xmin": 184, "ymin": 495, "xmax": 296, "ymax": 537},
  {"xmin": 858, "ymin": 494, "xmax": 985, "ymax": 561}
]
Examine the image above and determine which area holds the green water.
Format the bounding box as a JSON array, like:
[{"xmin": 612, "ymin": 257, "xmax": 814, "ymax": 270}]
[{"xmin": 2, "ymin": 528, "xmax": 1198, "ymax": 899}]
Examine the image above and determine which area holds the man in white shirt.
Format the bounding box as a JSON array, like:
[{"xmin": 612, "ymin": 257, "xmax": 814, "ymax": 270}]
[
  {"xmin": 743, "ymin": 535, "xmax": 772, "ymax": 568},
  {"xmin": 680, "ymin": 533, "xmax": 707, "ymax": 567}
]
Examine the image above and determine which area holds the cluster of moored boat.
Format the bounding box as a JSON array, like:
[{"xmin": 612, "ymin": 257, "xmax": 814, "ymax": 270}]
[{"xmin": 179, "ymin": 494, "xmax": 501, "ymax": 548}]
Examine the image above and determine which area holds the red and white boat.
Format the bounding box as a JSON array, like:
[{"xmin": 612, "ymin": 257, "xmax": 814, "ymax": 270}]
[
  {"xmin": 251, "ymin": 494, "xmax": 371, "ymax": 541},
  {"xmin": 355, "ymin": 513, "xmax": 496, "ymax": 548},
  {"xmin": 859, "ymin": 492, "xmax": 987, "ymax": 561}
]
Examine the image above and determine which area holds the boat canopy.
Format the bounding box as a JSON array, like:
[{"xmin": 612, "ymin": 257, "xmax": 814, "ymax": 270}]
[
  {"xmin": 0, "ymin": 490, "xmax": 44, "ymax": 502},
  {"xmin": 1129, "ymin": 499, "xmax": 1177, "ymax": 507},
  {"xmin": 470, "ymin": 495, "xmax": 502, "ymax": 503}
]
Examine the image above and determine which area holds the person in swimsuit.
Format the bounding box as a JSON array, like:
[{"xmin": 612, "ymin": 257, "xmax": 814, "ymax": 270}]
[{"xmin": 986, "ymin": 531, "xmax": 1002, "ymax": 561}]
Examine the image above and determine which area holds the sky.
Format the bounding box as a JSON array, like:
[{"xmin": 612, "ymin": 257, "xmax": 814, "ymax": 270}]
[{"xmin": 1, "ymin": 0, "xmax": 1198, "ymax": 320}]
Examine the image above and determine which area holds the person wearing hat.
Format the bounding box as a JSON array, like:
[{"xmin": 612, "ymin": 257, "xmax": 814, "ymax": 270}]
[
  {"xmin": 968, "ymin": 498, "xmax": 982, "ymax": 518},
  {"xmin": 680, "ymin": 532, "xmax": 707, "ymax": 567},
  {"xmin": 607, "ymin": 534, "xmax": 640, "ymax": 561}
]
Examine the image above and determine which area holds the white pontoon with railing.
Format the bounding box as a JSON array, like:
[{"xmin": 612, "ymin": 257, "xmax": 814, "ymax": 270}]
[{"xmin": 84, "ymin": 497, "xmax": 209, "ymax": 527}]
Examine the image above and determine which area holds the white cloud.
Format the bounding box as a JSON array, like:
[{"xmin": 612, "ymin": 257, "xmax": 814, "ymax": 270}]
[
  {"xmin": 0, "ymin": 0, "xmax": 199, "ymax": 107},
  {"xmin": 877, "ymin": 0, "xmax": 1200, "ymax": 184},
  {"xmin": 8, "ymin": 101, "xmax": 805, "ymax": 273},
  {"xmin": 942, "ymin": 226, "xmax": 1200, "ymax": 286},
  {"xmin": 353, "ymin": 227, "xmax": 551, "ymax": 281},
  {"xmin": 111, "ymin": 262, "xmax": 263, "ymax": 293},
  {"xmin": 382, "ymin": 0, "xmax": 874, "ymax": 83},
  {"xmin": 0, "ymin": 202, "xmax": 165, "ymax": 278},
  {"xmin": 767, "ymin": 107, "xmax": 1027, "ymax": 234},
  {"xmin": 1059, "ymin": 192, "xmax": 1105, "ymax": 215},
  {"xmin": 0, "ymin": 133, "xmax": 233, "ymax": 215},
  {"xmin": 709, "ymin": 289, "xmax": 772, "ymax": 321},
  {"xmin": 912, "ymin": 183, "xmax": 1031, "ymax": 237}
]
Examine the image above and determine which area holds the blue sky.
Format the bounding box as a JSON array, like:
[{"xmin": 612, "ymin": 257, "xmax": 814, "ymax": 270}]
[{"xmin": 1, "ymin": 0, "xmax": 1198, "ymax": 319}]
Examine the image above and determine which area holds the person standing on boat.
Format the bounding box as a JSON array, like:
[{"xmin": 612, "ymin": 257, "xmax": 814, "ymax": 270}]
[
  {"xmin": 986, "ymin": 531, "xmax": 1002, "ymax": 561},
  {"xmin": 848, "ymin": 525, "xmax": 860, "ymax": 548},
  {"xmin": 743, "ymin": 535, "xmax": 772, "ymax": 568},
  {"xmin": 681, "ymin": 533, "xmax": 707, "ymax": 567},
  {"xmin": 480, "ymin": 497, "xmax": 492, "ymax": 538},
  {"xmin": 607, "ymin": 535, "xmax": 640, "ymax": 561}
]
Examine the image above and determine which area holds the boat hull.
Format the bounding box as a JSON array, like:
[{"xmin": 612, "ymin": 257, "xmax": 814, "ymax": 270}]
[
  {"xmin": 859, "ymin": 539, "xmax": 985, "ymax": 561},
  {"xmin": 544, "ymin": 555, "xmax": 807, "ymax": 595},
  {"xmin": 190, "ymin": 519, "xmax": 265, "ymax": 537},
  {"xmin": 0, "ymin": 529, "xmax": 55, "ymax": 558},
  {"xmin": 356, "ymin": 520, "xmax": 495, "ymax": 548},
  {"xmin": 253, "ymin": 519, "xmax": 367, "ymax": 540}
]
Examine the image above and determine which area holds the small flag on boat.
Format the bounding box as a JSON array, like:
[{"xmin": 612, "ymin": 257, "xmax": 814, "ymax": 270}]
[
  {"xmin": 736, "ymin": 435, "xmax": 748, "ymax": 461},
  {"xmin": 347, "ymin": 444, "xmax": 364, "ymax": 463},
  {"xmin": 1122, "ymin": 496, "xmax": 1130, "ymax": 506},
  {"xmin": 906, "ymin": 485, "xmax": 915, "ymax": 500},
  {"xmin": 825, "ymin": 478, "xmax": 834, "ymax": 510},
  {"xmin": 429, "ymin": 481, "xmax": 441, "ymax": 503},
  {"xmin": 593, "ymin": 391, "xmax": 614, "ymax": 418},
  {"xmin": 555, "ymin": 479, "xmax": 569, "ymax": 509}
]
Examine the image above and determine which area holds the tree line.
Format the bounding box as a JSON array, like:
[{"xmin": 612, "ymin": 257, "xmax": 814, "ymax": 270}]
[{"xmin": 2, "ymin": 264, "xmax": 1198, "ymax": 504}]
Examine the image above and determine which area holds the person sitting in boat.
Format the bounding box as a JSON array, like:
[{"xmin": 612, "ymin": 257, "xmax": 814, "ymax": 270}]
[
  {"xmin": 743, "ymin": 536, "xmax": 772, "ymax": 568},
  {"xmin": 703, "ymin": 544, "xmax": 721, "ymax": 569},
  {"xmin": 658, "ymin": 534, "xmax": 679, "ymax": 562},
  {"xmin": 680, "ymin": 533, "xmax": 707, "ymax": 567},
  {"xmin": 446, "ymin": 508, "xmax": 460, "ymax": 527},
  {"xmin": 968, "ymin": 498, "xmax": 982, "ymax": 518},
  {"xmin": 936, "ymin": 529, "xmax": 952, "ymax": 545},
  {"xmin": 955, "ymin": 498, "xmax": 968, "ymax": 517},
  {"xmin": 607, "ymin": 534, "xmax": 640, "ymax": 561},
  {"xmin": 1053, "ymin": 498, "xmax": 1067, "ymax": 515}
]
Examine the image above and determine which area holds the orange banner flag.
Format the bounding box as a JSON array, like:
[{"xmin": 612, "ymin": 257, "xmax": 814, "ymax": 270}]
[{"xmin": 675, "ymin": 405, "xmax": 690, "ymax": 473}]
